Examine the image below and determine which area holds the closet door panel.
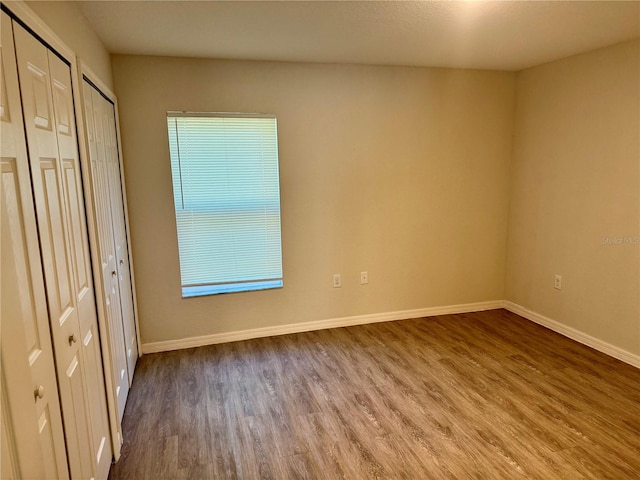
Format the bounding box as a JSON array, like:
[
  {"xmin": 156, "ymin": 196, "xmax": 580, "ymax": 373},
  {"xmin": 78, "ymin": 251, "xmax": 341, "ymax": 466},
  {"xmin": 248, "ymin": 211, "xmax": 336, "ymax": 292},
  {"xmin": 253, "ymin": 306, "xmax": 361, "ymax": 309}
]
[
  {"xmin": 49, "ymin": 47, "xmax": 113, "ymax": 480},
  {"xmin": 61, "ymin": 155, "xmax": 112, "ymax": 475},
  {"xmin": 103, "ymin": 96, "xmax": 138, "ymax": 379},
  {"xmin": 1, "ymin": 157, "xmax": 68, "ymax": 480},
  {"xmin": 85, "ymin": 83, "xmax": 129, "ymax": 421},
  {"xmin": 0, "ymin": 13, "xmax": 68, "ymax": 479}
]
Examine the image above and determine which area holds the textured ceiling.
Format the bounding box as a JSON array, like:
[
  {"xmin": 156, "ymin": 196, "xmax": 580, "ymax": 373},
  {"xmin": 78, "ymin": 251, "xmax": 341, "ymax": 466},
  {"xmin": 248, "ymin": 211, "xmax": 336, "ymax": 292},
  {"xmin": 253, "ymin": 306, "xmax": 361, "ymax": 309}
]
[{"xmin": 77, "ymin": 0, "xmax": 640, "ymax": 71}]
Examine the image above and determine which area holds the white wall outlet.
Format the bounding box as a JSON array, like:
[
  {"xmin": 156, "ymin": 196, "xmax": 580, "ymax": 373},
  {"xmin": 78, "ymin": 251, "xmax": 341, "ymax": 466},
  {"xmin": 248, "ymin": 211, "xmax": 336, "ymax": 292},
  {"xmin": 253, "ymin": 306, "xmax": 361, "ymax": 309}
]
[
  {"xmin": 333, "ymin": 274, "xmax": 342, "ymax": 288},
  {"xmin": 360, "ymin": 271, "xmax": 368, "ymax": 284},
  {"xmin": 554, "ymin": 274, "xmax": 562, "ymax": 290}
]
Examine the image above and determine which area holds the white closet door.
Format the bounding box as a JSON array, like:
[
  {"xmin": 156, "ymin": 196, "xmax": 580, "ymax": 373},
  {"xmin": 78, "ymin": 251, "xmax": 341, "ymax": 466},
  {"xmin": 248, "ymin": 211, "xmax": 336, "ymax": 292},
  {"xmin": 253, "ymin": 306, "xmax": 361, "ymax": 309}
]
[
  {"xmin": 0, "ymin": 13, "xmax": 68, "ymax": 479},
  {"xmin": 102, "ymin": 93, "xmax": 138, "ymax": 380},
  {"xmin": 50, "ymin": 51, "xmax": 114, "ymax": 480},
  {"xmin": 83, "ymin": 81, "xmax": 129, "ymax": 420},
  {"xmin": 14, "ymin": 22, "xmax": 112, "ymax": 480}
]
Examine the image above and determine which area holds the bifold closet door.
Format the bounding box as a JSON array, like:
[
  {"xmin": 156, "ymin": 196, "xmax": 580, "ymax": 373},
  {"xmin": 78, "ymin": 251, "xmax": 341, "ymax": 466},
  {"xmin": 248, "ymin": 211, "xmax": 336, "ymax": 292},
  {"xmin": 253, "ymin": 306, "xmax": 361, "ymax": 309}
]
[
  {"xmin": 83, "ymin": 81, "xmax": 130, "ymax": 420},
  {"xmin": 0, "ymin": 12, "xmax": 68, "ymax": 479},
  {"xmin": 13, "ymin": 21, "xmax": 112, "ymax": 480},
  {"xmin": 103, "ymin": 96, "xmax": 139, "ymax": 379}
]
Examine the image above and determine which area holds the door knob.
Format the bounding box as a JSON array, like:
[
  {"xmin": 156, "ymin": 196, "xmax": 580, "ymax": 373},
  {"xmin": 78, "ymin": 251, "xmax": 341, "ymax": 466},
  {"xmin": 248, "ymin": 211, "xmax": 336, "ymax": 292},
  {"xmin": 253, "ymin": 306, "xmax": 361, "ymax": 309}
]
[
  {"xmin": 68, "ymin": 333, "xmax": 78, "ymax": 345},
  {"xmin": 112, "ymin": 270, "xmax": 117, "ymax": 277},
  {"xmin": 34, "ymin": 385, "xmax": 45, "ymax": 400},
  {"xmin": 119, "ymin": 259, "xmax": 123, "ymax": 265}
]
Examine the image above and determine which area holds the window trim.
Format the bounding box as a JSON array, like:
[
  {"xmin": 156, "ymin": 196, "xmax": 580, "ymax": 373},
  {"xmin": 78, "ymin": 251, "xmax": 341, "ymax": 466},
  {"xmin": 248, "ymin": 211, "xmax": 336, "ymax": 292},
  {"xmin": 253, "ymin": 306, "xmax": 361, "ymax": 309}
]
[{"xmin": 166, "ymin": 111, "xmax": 283, "ymax": 298}]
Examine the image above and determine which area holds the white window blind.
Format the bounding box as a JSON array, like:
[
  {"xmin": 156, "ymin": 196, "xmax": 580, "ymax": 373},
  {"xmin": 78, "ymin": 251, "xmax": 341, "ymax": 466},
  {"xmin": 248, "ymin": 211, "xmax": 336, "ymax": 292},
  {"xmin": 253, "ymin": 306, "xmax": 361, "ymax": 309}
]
[{"xmin": 167, "ymin": 112, "xmax": 283, "ymax": 297}]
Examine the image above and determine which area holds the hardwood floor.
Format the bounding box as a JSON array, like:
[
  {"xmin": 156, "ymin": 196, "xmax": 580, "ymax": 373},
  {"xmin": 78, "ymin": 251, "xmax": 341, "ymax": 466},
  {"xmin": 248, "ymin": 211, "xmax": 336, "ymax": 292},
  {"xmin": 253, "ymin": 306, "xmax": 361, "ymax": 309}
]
[{"xmin": 109, "ymin": 309, "xmax": 640, "ymax": 479}]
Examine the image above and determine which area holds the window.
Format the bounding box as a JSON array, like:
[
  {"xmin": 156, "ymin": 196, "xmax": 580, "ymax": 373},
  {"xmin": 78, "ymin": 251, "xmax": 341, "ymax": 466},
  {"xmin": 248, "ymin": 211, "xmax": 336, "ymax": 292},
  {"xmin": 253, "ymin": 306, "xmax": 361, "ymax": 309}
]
[{"xmin": 167, "ymin": 112, "xmax": 283, "ymax": 297}]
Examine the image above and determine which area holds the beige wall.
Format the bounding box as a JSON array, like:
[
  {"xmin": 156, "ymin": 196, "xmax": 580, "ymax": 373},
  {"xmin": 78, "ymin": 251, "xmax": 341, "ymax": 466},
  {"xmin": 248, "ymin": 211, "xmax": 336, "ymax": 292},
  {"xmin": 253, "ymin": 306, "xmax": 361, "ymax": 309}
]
[
  {"xmin": 111, "ymin": 56, "xmax": 516, "ymax": 344},
  {"xmin": 26, "ymin": 1, "xmax": 113, "ymax": 89},
  {"xmin": 22, "ymin": 0, "xmax": 636, "ymax": 357},
  {"xmin": 506, "ymin": 40, "xmax": 640, "ymax": 355},
  {"xmin": 25, "ymin": 1, "xmax": 636, "ymax": 357}
]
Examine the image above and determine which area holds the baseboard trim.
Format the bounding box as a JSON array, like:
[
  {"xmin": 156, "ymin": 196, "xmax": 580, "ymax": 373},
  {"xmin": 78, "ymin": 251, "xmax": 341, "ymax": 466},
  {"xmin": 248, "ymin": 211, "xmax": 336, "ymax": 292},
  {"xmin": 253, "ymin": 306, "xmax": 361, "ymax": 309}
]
[
  {"xmin": 141, "ymin": 300, "xmax": 504, "ymax": 354},
  {"xmin": 504, "ymin": 301, "xmax": 640, "ymax": 369},
  {"xmin": 142, "ymin": 300, "xmax": 640, "ymax": 369}
]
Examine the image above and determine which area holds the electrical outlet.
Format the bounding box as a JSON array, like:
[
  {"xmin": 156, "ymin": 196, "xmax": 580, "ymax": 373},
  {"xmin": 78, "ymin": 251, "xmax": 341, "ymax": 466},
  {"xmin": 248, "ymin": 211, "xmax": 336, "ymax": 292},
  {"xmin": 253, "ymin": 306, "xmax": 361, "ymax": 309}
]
[
  {"xmin": 554, "ymin": 274, "xmax": 562, "ymax": 290},
  {"xmin": 333, "ymin": 274, "xmax": 342, "ymax": 288},
  {"xmin": 360, "ymin": 271, "xmax": 368, "ymax": 284}
]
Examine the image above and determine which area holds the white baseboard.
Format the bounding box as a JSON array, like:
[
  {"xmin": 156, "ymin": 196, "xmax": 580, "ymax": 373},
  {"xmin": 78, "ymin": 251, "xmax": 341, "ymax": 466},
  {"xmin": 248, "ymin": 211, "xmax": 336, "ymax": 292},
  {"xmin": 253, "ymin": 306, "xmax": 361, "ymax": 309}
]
[
  {"xmin": 141, "ymin": 300, "xmax": 504, "ymax": 354},
  {"xmin": 504, "ymin": 301, "xmax": 640, "ymax": 369},
  {"xmin": 142, "ymin": 300, "xmax": 640, "ymax": 370}
]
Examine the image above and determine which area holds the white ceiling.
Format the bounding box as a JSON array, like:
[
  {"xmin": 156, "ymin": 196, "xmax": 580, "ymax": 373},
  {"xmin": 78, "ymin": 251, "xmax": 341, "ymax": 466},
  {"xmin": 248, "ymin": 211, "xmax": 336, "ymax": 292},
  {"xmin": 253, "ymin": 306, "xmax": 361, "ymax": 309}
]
[{"xmin": 78, "ymin": 0, "xmax": 640, "ymax": 71}]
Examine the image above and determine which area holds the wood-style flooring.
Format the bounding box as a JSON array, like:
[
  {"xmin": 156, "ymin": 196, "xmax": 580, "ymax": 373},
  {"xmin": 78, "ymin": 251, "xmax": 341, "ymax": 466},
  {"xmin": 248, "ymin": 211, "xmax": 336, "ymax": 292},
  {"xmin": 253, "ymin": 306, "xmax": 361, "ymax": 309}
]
[{"xmin": 109, "ymin": 309, "xmax": 640, "ymax": 479}]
